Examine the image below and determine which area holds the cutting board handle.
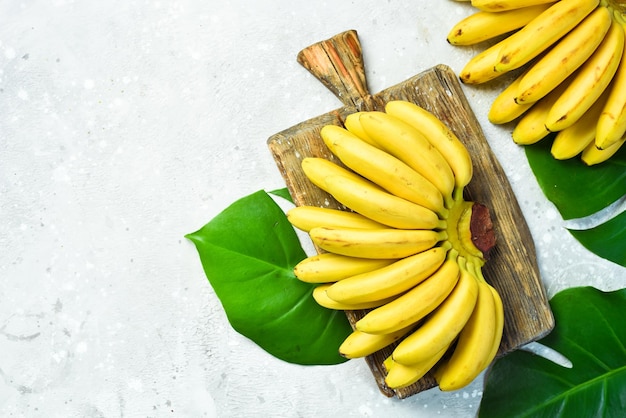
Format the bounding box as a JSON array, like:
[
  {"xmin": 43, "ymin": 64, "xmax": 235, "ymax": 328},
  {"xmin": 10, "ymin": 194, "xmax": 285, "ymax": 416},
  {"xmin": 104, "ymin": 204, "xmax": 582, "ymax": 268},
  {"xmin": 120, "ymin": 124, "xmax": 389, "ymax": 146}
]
[{"xmin": 297, "ymin": 30, "xmax": 376, "ymax": 109}]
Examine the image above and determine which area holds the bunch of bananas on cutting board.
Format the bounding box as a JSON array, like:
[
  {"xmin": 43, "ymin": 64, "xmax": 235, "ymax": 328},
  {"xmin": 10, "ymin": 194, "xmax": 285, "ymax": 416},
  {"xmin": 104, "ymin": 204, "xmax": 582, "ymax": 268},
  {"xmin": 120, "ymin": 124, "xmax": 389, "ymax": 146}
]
[
  {"xmin": 287, "ymin": 100, "xmax": 504, "ymax": 391},
  {"xmin": 449, "ymin": 0, "xmax": 626, "ymax": 164}
]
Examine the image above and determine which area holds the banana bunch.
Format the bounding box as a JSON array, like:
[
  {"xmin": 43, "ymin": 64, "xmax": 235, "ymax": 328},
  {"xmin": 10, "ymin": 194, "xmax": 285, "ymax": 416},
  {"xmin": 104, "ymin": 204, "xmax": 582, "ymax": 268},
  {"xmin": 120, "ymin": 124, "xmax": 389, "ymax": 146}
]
[
  {"xmin": 287, "ymin": 100, "xmax": 504, "ymax": 391},
  {"xmin": 449, "ymin": 0, "xmax": 626, "ymax": 165}
]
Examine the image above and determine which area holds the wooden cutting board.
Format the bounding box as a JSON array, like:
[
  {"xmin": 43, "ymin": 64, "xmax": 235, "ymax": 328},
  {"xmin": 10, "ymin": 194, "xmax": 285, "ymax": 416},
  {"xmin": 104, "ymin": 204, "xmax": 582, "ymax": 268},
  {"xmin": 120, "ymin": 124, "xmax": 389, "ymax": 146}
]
[{"xmin": 267, "ymin": 30, "xmax": 554, "ymax": 399}]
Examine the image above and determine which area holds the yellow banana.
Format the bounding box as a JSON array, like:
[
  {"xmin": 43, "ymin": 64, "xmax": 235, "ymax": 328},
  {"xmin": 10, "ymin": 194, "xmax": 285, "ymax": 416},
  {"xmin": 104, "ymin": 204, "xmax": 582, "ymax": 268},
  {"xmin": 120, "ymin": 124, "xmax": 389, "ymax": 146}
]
[
  {"xmin": 515, "ymin": 6, "xmax": 612, "ymax": 104},
  {"xmin": 550, "ymin": 87, "xmax": 610, "ymax": 160},
  {"xmin": 494, "ymin": 0, "xmax": 599, "ymax": 74},
  {"xmin": 581, "ymin": 134, "xmax": 626, "ymax": 165},
  {"xmin": 294, "ymin": 253, "xmax": 397, "ymax": 283},
  {"xmin": 301, "ymin": 158, "xmax": 444, "ymax": 230},
  {"xmin": 546, "ymin": 19, "xmax": 624, "ymax": 132},
  {"xmin": 355, "ymin": 249, "xmax": 461, "ymax": 335},
  {"xmin": 301, "ymin": 156, "xmax": 379, "ymax": 192},
  {"xmin": 459, "ymin": 37, "xmax": 508, "ymax": 84},
  {"xmin": 325, "ymin": 244, "xmax": 450, "ymax": 304},
  {"xmin": 485, "ymin": 281, "xmax": 505, "ymax": 367},
  {"xmin": 384, "ymin": 101, "xmax": 474, "ymax": 192},
  {"xmin": 488, "ymin": 70, "xmax": 536, "ymax": 124},
  {"xmin": 320, "ymin": 124, "xmax": 448, "ymax": 217},
  {"xmin": 323, "ymin": 175, "xmax": 445, "ymax": 230},
  {"xmin": 447, "ymin": 3, "xmax": 553, "ymax": 46},
  {"xmin": 287, "ymin": 205, "xmax": 386, "ymax": 232},
  {"xmin": 312, "ymin": 284, "xmax": 398, "ymax": 310},
  {"xmin": 383, "ymin": 343, "xmax": 451, "ymax": 389},
  {"xmin": 357, "ymin": 111, "xmax": 456, "ymax": 205},
  {"xmin": 435, "ymin": 263, "xmax": 497, "ymax": 391},
  {"xmin": 339, "ymin": 326, "xmax": 415, "ymax": 359},
  {"xmin": 308, "ymin": 226, "xmax": 447, "ymax": 260},
  {"xmin": 512, "ymin": 79, "xmax": 571, "ymax": 144},
  {"xmin": 471, "ymin": 0, "xmax": 556, "ymax": 12},
  {"xmin": 391, "ymin": 256, "xmax": 479, "ymax": 366},
  {"xmin": 596, "ymin": 23, "xmax": 626, "ymax": 150},
  {"xmin": 343, "ymin": 112, "xmax": 378, "ymax": 147}
]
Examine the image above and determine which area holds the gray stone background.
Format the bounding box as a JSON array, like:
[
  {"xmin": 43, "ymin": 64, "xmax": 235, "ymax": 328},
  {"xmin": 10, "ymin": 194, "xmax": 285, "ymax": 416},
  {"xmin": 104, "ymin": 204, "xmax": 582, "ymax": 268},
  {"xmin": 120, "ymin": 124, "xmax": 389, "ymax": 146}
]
[{"xmin": 1, "ymin": 0, "xmax": 624, "ymax": 417}]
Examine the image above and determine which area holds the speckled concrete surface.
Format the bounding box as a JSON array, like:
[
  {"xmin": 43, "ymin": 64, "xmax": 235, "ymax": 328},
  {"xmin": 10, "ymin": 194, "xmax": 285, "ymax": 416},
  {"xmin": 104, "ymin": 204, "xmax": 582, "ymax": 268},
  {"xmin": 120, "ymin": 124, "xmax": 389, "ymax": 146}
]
[{"xmin": 1, "ymin": 1, "xmax": 624, "ymax": 417}]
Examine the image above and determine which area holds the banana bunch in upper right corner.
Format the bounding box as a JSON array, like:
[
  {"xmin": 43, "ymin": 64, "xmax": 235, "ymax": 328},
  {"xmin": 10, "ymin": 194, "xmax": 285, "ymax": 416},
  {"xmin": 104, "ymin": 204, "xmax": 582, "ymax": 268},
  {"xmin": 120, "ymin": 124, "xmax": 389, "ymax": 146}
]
[
  {"xmin": 448, "ymin": 0, "xmax": 626, "ymax": 165},
  {"xmin": 286, "ymin": 101, "xmax": 504, "ymax": 392}
]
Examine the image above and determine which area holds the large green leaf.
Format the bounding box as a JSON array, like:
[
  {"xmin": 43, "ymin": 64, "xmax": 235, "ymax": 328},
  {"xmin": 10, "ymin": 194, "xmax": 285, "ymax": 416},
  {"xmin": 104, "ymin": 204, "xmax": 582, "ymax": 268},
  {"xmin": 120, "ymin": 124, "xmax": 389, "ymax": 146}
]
[
  {"xmin": 479, "ymin": 286, "xmax": 626, "ymax": 418},
  {"xmin": 268, "ymin": 187, "xmax": 294, "ymax": 203},
  {"xmin": 186, "ymin": 189, "xmax": 352, "ymax": 365},
  {"xmin": 569, "ymin": 210, "xmax": 626, "ymax": 266},
  {"xmin": 525, "ymin": 137, "xmax": 626, "ymax": 220},
  {"xmin": 525, "ymin": 137, "xmax": 626, "ymax": 267}
]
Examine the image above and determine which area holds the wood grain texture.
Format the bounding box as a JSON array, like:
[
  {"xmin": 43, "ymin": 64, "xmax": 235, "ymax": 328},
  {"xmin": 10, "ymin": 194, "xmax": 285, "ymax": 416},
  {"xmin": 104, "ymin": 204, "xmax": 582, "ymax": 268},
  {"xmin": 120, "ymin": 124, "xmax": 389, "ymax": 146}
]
[{"xmin": 267, "ymin": 30, "xmax": 554, "ymax": 399}]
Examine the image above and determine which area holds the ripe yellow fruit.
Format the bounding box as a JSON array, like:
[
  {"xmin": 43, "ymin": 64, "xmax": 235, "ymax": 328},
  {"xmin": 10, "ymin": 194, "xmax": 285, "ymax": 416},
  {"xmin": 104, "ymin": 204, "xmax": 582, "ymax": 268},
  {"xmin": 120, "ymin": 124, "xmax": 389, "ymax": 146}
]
[
  {"xmin": 286, "ymin": 103, "xmax": 503, "ymax": 393},
  {"xmin": 451, "ymin": 0, "xmax": 626, "ymax": 164}
]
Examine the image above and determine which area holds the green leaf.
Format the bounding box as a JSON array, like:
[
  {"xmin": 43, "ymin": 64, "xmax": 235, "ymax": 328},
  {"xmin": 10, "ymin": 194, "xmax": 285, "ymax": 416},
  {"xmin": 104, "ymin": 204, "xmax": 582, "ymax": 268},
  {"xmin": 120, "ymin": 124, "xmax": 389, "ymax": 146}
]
[
  {"xmin": 525, "ymin": 137, "xmax": 626, "ymax": 267},
  {"xmin": 268, "ymin": 187, "xmax": 294, "ymax": 203},
  {"xmin": 186, "ymin": 189, "xmax": 352, "ymax": 365},
  {"xmin": 568, "ymin": 210, "xmax": 626, "ymax": 266},
  {"xmin": 525, "ymin": 137, "xmax": 626, "ymax": 221},
  {"xmin": 479, "ymin": 286, "xmax": 626, "ymax": 418}
]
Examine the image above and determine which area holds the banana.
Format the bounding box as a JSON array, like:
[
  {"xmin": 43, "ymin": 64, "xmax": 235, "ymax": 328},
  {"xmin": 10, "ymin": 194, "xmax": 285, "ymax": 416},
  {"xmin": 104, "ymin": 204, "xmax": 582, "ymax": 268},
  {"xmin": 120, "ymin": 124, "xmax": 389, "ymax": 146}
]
[
  {"xmin": 435, "ymin": 262, "xmax": 498, "ymax": 391},
  {"xmin": 581, "ymin": 133, "xmax": 626, "ymax": 165},
  {"xmin": 596, "ymin": 23, "xmax": 626, "ymax": 150},
  {"xmin": 320, "ymin": 124, "xmax": 448, "ymax": 217},
  {"xmin": 343, "ymin": 112, "xmax": 378, "ymax": 147},
  {"xmin": 485, "ymin": 281, "xmax": 505, "ymax": 367},
  {"xmin": 339, "ymin": 326, "xmax": 415, "ymax": 359},
  {"xmin": 383, "ymin": 343, "xmax": 451, "ymax": 389},
  {"xmin": 494, "ymin": 0, "xmax": 600, "ymax": 74},
  {"xmin": 301, "ymin": 156, "xmax": 378, "ymax": 192},
  {"xmin": 391, "ymin": 256, "xmax": 479, "ymax": 366},
  {"xmin": 283, "ymin": 100, "xmax": 508, "ymax": 389},
  {"xmin": 308, "ymin": 226, "xmax": 447, "ymax": 260},
  {"xmin": 511, "ymin": 78, "xmax": 571, "ymax": 144},
  {"xmin": 294, "ymin": 253, "xmax": 397, "ymax": 283},
  {"xmin": 384, "ymin": 101, "xmax": 474, "ymax": 192},
  {"xmin": 301, "ymin": 158, "xmax": 445, "ymax": 230},
  {"xmin": 357, "ymin": 111, "xmax": 456, "ymax": 205},
  {"xmin": 546, "ymin": 19, "xmax": 625, "ymax": 132},
  {"xmin": 287, "ymin": 205, "xmax": 386, "ymax": 232},
  {"xmin": 488, "ymin": 70, "xmax": 536, "ymax": 124},
  {"xmin": 459, "ymin": 37, "xmax": 509, "ymax": 84},
  {"xmin": 515, "ymin": 6, "xmax": 612, "ymax": 104},
  {"xmin": 447, "ymin": 3, "xmax": 553, "ymax": 46},
  {"xmin": 355, "ymin": 249, "xmax": 461, "ymax": 335},
  {"xmin": 471, "ymin": 0, "xmax": 557, "ymax": 12},
  {"xmin": 312, "ymin": 284, "xmax": 398, "ymax": 310},
  {"xmin": 550, "ymin": 87, "xmax": 610, "ymax": 160},
  {"xmin": 324, "ymin": 244, "xmax": 450, "ymax": 304},
  {"xmin": 323, "ymin": 174, "xmax": 446, "ymax": 230}
]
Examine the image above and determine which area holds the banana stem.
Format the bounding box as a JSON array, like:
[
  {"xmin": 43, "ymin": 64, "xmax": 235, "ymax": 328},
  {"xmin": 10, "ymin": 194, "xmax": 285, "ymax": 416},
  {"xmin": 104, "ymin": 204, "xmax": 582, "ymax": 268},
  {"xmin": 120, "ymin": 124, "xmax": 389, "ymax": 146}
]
[
  {"xmin": 444, "ymin": 193, "xmax": 456, "ymax": 211},
  {"xmin": 444, "ymin": 192, "xmax": 486, "ymax": 267},
  {"xmin": 452, "ymin": 186, "xmax": 465, "ymax": 204},
  {"xmin": 438, "ymin": 206, "xmax": 450, "ymax": 221},
  {"xmin": 457, "ymin": 255, "xmax": 468, "ymax": 272},
  {"xmin": 465, "ymin": 260, "xmax": 483, "ymax": 283}
]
